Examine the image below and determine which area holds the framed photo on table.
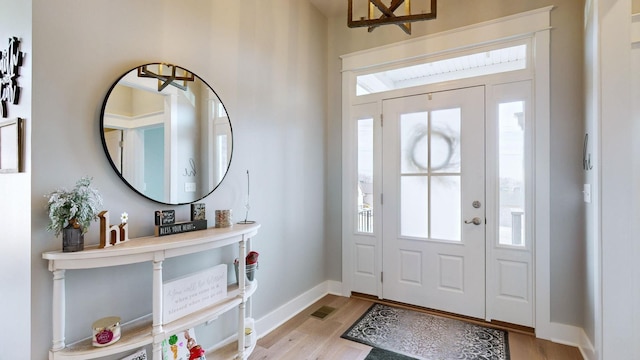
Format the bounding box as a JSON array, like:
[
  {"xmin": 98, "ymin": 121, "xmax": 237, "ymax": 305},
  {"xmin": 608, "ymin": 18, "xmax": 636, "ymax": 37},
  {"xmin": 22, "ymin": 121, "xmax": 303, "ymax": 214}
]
[{"xmin": 0, "ymin": 118, "xmax": 24, "ymax": 173}]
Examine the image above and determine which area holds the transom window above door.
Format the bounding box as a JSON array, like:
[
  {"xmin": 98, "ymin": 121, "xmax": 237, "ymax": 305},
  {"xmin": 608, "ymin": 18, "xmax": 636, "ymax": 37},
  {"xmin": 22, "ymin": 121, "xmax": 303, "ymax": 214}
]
[{"xmin": 356, "ymin": 44, "xmax": 527, "ymax": 96}]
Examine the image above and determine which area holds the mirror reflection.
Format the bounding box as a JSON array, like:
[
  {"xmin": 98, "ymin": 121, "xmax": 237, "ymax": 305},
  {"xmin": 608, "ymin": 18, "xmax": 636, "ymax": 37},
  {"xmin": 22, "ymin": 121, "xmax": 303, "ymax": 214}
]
[{"xmin": 100, "ymin": 63, "xmax": 232, "ymax": 205}]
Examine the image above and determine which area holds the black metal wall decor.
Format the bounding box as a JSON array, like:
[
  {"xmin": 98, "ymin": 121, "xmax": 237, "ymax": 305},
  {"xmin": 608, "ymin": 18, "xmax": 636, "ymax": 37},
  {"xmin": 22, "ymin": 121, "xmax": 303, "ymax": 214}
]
[
  {"xmin": 0, "ymin": 37, "xmax": 24, "ymax": 118},
  {"xmin": 348, "ymin": 0, "xmax": 437, "ymax": 35}
]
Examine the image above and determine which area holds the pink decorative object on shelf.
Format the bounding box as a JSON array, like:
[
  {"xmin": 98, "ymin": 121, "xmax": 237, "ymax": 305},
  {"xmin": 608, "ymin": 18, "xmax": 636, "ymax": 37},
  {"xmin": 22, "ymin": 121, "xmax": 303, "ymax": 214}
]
[{"xmin": 246, "ymin": 251, "xmax": 259, "ymax": 265}]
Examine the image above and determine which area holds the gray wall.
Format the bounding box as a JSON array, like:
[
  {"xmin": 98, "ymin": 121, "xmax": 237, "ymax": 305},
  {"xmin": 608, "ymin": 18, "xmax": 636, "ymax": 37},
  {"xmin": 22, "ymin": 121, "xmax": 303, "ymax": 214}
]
[
  {"xmin": 324, "ymin": 0, "xmax": 586, "ymax": 328},
  {"xmin": 595, "ymin": 0, "xmax": 636, "ymax": 358},
  {"xmin": 0, "ymin": 1, "xmax": 32, "ymax": 359},
  {"xmin": 3, "ymin": 0, "xmax": 596, "ymax": 358},
  {"xmin": 30, "ymin": 1, "xmax": 327, "ymax": 358}
]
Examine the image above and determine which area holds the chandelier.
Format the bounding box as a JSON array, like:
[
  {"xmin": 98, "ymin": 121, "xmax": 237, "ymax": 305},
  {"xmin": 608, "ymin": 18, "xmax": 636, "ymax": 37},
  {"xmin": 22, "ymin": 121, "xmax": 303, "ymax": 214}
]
[
  {"xmin": 348, "ymin": 0, "xmax": 437, "ymax": 35},
  {"xmin": 137, "ymin": 64, "xmax": 195, "ymax": 92}
]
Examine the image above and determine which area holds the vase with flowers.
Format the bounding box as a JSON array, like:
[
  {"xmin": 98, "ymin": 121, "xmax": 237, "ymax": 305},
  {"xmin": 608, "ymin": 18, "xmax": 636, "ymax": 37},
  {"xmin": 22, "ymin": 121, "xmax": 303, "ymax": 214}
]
[{"xmin": 46, "ymin": 176, "xmax": 103, "ymax": 252}]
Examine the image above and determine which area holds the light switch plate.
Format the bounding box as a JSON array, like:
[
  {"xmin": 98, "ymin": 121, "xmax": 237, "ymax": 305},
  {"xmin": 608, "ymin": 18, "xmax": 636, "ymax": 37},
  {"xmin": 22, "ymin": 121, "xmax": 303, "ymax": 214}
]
[
  {"xmin": 185, "ymin": 182, "xmax": 196, "ymax": 192},
  {"xmin": 583, "ymin": 184, "xmax": 591, "ymax": 203}
]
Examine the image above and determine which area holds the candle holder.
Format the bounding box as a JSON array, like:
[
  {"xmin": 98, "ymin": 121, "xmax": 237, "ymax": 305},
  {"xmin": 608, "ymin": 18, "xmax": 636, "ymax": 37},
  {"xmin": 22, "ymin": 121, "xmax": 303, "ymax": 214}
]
[{"xmin": 238, "ymin": 170, "xmax": 256, "ymax": 224}]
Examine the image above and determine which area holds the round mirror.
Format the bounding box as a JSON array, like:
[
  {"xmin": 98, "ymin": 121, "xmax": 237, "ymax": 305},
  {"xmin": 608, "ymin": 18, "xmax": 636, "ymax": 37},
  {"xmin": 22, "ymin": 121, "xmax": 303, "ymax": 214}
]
[{"xmin": 100, "ymin": 63, "xmax": 232, "ymax": 205}]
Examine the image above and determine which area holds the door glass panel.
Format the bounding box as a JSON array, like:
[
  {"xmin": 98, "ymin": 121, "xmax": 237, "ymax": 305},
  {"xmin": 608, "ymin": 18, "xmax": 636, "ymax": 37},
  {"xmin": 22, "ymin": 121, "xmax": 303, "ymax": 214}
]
[
  {"xmin": 357, "ymin": 118, "xmax": 374, "ymax": 233},
  {"xmin": 498, "ymin": 101, "xmax": 525, "ymax": 246},
  {"xmin": 401, "ymin": 112, "xmax": 429, "ymax": 174},
  {"xmin": 401, "ymin": 176, "xmax": 428, "ymax": 238},
  {"xmin": 431, "ymin": 176, "xmax": 461, "ymax": 241},
  {"xmin": 399, "ymin": 108, "xmax": 463, "ymax": 241},
  {"xmin": 431, "ymin": 109, "xmax": 461, "ymax": 173}
]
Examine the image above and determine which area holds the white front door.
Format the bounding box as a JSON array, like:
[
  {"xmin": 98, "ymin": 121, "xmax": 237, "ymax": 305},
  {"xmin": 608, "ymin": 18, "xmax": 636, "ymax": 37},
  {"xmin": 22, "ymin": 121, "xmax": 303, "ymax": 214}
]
[{"xmin": 381, "ymin": 86, "xmax": 486, "ymax": 319}]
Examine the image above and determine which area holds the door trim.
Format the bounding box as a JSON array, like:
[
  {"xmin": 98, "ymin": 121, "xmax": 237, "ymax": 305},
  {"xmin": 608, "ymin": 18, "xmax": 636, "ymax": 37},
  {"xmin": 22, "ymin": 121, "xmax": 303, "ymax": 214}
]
[{"xmin": 341, "ymin": 7, "xmax": 552, "ymax": 335}]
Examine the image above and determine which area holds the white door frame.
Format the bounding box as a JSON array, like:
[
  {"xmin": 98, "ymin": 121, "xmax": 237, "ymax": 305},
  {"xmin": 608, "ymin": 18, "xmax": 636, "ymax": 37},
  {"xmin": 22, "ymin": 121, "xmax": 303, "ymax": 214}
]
[{"xmin": 341, "ymin": 6, "xmax": 553, "ymax": 335}]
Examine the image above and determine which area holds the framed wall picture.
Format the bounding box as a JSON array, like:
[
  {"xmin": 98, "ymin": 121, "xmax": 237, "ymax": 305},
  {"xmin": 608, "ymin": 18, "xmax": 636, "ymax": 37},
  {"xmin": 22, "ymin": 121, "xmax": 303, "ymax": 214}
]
[{"xmin": 0, "ymin": 118, "xmax": 24, "ymax": 173}]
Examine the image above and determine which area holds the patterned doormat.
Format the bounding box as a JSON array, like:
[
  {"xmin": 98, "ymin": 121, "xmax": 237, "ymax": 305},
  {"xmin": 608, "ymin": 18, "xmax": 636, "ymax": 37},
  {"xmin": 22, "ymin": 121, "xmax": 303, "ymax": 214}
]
[
  {"xmin": 342, "ymin": 303, "xmax": 510, "ymax": 360},
  {"xmin": 365, "ymin": 347, "xmax": 419, "ymax": 360}
]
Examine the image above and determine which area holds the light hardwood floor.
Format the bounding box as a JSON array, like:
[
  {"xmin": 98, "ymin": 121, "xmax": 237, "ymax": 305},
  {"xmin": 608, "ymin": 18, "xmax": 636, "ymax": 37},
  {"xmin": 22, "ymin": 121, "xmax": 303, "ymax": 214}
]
[{"xmin": 217, "ymin": 294, "xmax": 583, "ymax": 360}]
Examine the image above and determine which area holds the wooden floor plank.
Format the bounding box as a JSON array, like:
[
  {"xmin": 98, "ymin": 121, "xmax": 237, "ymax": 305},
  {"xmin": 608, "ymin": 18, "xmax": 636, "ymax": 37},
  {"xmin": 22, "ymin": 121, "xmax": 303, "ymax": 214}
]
[{"xmin": 211, "ymin": 295, "xmax": 583, "ymax": 360}]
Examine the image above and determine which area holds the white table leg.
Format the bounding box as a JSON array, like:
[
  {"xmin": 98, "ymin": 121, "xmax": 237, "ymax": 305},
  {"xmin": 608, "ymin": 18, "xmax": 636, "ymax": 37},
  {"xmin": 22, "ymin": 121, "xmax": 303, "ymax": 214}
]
[
  {"xmin": 152, "ymin": 258, "xmax": 163, "ymax": 360},
  {"xmin": 51, "ymin": 269, "xmax": 66, "ymax": 351}
]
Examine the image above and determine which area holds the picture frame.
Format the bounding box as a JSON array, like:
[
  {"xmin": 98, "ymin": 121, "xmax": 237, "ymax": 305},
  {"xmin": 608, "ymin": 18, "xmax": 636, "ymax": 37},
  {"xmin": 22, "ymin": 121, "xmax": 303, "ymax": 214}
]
[{"xmin": 0, "ymin": 117, "xmax": 24, "ymax": 173}]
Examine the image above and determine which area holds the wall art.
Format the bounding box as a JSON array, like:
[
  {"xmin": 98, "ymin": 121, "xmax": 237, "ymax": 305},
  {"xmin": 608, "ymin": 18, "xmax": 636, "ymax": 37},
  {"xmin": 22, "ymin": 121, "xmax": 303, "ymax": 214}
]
[
  {"xmin": 0, "ymin": 117, "xmax": 24, "ymax": 173},
  {"xmin": 0, "ymin": 37, "xmax": 25, "ymax": 118}
]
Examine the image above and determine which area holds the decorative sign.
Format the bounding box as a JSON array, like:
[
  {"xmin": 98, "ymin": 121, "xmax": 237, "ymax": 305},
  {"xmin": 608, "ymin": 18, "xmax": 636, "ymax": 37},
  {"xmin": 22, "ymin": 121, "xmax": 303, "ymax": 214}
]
[
  {"xmin": 155, "ymin": 209, "xmax": 176, "ymax": 225},
  {"xmin": 1, "ymin": 37, "xmax": 24, "ymax": 118},
  {"xmin": 191, "ymin": 203, "xmax": 206, "ymax": 221},
  {"xmin": 163, "ymin": 264, "xmax": 227, "ymax": 324},
  {"xmin": 98, "ymin": 210, "xmax": 130, "ymax": 248},
  {"xmin": 154, "ymin": 219, "xmax": 207, "ymax": 237}
]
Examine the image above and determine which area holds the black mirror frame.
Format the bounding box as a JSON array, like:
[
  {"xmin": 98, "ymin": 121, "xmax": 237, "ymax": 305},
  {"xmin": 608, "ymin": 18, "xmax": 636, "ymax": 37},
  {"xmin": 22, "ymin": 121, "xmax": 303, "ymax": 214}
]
[{"xmin": 99, "ymin": 62, "xmax": 233, "ymax": 205}]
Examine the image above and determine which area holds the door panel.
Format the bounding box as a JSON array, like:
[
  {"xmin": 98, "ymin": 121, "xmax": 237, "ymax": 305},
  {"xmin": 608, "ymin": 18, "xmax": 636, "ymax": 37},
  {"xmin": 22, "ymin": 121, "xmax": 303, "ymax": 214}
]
[{"xmin": 382, "ymin": 86, "xmax": 486, "ymax": 319}]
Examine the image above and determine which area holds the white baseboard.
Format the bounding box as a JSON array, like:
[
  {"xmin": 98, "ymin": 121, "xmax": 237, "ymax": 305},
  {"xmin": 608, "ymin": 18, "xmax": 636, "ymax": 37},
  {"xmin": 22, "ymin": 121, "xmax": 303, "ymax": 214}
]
[
  {"xmin": 541, "ymin": 322, "xmax": 596, "ymax": 360},
  {"xmin": 205, "ymin": 280, "xmax": 343, "ymax": 355},
  {"xmin": 255, "ymin": 280, "xmax": 342, "ymax": 338}
]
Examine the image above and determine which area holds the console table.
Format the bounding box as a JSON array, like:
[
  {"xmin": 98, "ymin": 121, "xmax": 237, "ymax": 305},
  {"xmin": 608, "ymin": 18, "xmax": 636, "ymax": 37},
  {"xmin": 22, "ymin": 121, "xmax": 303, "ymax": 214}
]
[{"xmin": 42, "ymin": 222, "xmax": 260, "ymax": 360}]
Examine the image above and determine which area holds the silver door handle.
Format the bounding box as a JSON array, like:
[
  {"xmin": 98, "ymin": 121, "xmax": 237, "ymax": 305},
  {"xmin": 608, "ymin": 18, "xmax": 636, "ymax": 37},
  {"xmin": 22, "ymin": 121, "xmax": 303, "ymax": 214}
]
[{"xmin": 464, "ymin": 217, "xmax": 482, "ymax": 225}]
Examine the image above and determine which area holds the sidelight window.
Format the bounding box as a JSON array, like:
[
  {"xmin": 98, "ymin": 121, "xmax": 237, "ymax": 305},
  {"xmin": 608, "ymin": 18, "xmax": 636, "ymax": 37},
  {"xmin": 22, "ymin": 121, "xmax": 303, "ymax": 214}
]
[
  {"xmin": 357, "ymin": 117, "xmax": 374, "ymax": 233},
  {"xmin": 498, "ymin": 101, "xmax": 526, "ymax": 246}
]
